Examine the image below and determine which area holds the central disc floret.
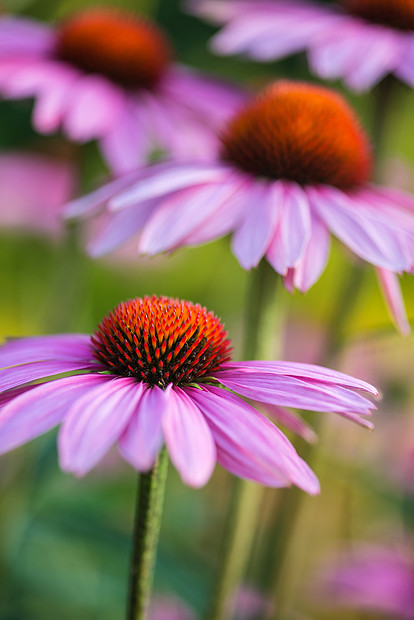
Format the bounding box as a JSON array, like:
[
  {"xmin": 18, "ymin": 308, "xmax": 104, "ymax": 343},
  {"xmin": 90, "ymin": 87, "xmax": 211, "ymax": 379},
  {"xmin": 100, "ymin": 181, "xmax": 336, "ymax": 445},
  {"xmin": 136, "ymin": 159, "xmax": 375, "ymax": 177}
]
[
  {"xmin": 91, "ymin": 296, "xmax": 232, "ymax": 388},
  {"xmin": 342, "ymin": 0, "xmax": 414, "ymax": 31},
  {"xmin": 221, "ymin": 81, "xmax": 372, "ymax": 189},
  {"xmin": 56, "ymin": 9, "xmax": 171, "ymax": 88}
]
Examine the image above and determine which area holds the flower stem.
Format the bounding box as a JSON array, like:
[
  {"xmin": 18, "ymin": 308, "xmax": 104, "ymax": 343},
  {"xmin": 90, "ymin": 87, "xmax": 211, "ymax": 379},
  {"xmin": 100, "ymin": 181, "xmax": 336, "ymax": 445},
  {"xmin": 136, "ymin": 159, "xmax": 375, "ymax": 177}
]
[
  {"xmin": 127, "ymin": 448, "xmax": 169, "ymax": 620},
  {"xmin": 206, "ymin": 261, "xmax": 286, "ymax": 620}
]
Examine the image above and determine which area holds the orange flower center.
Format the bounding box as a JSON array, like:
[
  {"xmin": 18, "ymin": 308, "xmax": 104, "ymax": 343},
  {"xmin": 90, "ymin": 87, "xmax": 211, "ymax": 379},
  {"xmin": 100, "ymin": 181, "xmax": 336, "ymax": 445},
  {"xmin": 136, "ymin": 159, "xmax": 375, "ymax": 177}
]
[
  {"xmin": 55, "ymin": 9, "xmax": 172, "ymax": 89},
  {"xmin": 342, "ymin": 0, "xmax": 414, "ymax": 31},
  {"xmin": 91, "ymin": 296, "xmax": 232, "ymax": 388},
  {"xmin": 220, "ymin": 81, "xmax": 371, "ymax": 190}
]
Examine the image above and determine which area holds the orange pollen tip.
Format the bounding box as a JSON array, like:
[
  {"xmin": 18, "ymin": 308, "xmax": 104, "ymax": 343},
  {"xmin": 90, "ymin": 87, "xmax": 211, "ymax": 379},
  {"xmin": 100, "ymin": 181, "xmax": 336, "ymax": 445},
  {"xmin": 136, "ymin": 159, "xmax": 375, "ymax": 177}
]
[
  {"xmin": 342, "ymin": 0, "xmax": 414, "ymax": 31},
  {"xmin": 55, "ymin": 8, "xmax": 172, "ymax": 89},
  {"xmin": 91, "ymin": 296, "xmax": 232, "ymax": 388},
  {"xmin": 221, "ymin": 80, "xmax": 372, "ymax": 190}
]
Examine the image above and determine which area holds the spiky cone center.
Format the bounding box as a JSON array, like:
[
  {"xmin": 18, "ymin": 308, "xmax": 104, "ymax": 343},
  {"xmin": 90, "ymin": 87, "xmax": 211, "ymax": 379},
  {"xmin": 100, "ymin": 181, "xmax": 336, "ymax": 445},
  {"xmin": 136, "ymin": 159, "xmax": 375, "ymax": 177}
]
[
  {"xmin": 220, "ymin": 80, "xmax": 372, "ymax": 190},
  {"xmin": 342, "ymin": 0, "xmax": 414, "ymax": 31},
  {"xmin": 91, "ymin": 296, "xmax": 232, "ymax": 388},
  {"xmin": 55, "ymin": 8, "xmax": 172, "ymax": 89}
]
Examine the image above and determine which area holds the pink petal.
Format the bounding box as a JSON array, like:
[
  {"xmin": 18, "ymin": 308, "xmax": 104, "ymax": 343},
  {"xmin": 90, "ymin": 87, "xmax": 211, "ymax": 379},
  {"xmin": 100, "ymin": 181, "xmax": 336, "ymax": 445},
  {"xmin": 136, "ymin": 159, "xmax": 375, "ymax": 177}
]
[
  {"xmin": 58, "ymin": 377, "xmax": 141, "ymax": 476},
  {"xmin": 376, "ymin": 267, "xmax": 410, "ymax": 336},
  {"xmin": 187, "ymin": 385, "xmax": 320, "ymax": 493},
  {"xmin": 231, "ymin": 181, "xmax": 282, "ymax": 269},
  {"xmin": 215, "ymin": 370, "xmax": 375, "ymax": 415},
  {"xmin": 0, "ymin": 16, "xmax": 55, "ymax": 56},
  {"xmin": 99, "ymin": 99, "xmax": 151, "ymax": 175},
  {"xmin": 63, "ymin": 75, "xmax": 126, "ymax": 141},
  {"xmin": 110, "ymin": 161, "xmax": 228, "ymax": 211},
  {"xmin": 265, "ymin": 404, "xmax": 317, "ymax": 443},
  {"xmin": 119, "ymin": 384, "xmax": 164, "ymax": 471},
  {"xmin": 88, "ymin": 199, "xmax": 156, "ymax": 257},
  {"xmin": 310, "ymin": 186, "xmax": 409, "ymax": 271},
  {"xmin": 222, "ymin": 360, "xmax": 378, "ymax": 395},
  {"xmin": 162, "ymin": 387, "xmax": 216, "ymax": 487},
  {"xmin": 139, "ymin": 178, "xmax": 242, "ymax": 255},
  {"xmin": 0, "ymin": 334, "xmax": 92, "ymax": 368},
  {"xmin": 292, "ymin": 211, "xmax": 331, "ymax": 292},
  {"xmin": 278, "ymin": 182, "xmax": 311, "ymax": 267},
  {"xmin": 0, "ymin": 374, "xmax": 109, "ymax": 455},
  {"xmin": 0, "ymin": 360, "xmax": 99, "ymax": 392},
  {"xmin": 63, "ymin": 169, "xmax": 142, "ymax": 219}
]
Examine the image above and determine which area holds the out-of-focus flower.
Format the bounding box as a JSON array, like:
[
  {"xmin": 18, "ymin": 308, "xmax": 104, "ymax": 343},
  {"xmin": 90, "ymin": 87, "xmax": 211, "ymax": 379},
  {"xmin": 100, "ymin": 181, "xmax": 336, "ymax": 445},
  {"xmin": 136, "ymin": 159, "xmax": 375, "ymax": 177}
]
[
  {"xmin": 315, "ymin": 544, "xmax": 414, "ymax": 618},
  {"xmin": 0, "ymin": 151, "xmax": 76, "ymax": 236},
  {"xmin": 149, "ymin": 595, "xmax": 196, "ymax": 620},
  {"xmin": 66, "ymin": 81, "xmax": 414, "ymax": 333},
  {"xmin": 0, "ymin": 8, "xmax": 245, "ymax": 174},
  {"xmin": 187, "ymin": 0, "xmax": 414, "ymax": 92},
  {"xmin": 0, "ymin": 295, "xmax": 377, "ymax": 490}
]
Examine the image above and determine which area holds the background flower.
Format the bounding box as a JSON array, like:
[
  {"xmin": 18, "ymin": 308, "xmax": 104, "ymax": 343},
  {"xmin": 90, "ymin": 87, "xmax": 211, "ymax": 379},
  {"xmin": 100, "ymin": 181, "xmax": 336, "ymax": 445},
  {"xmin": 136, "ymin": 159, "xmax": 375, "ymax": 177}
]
[{"xmin": 187, "ymin": 0, "xmax": 414, "ymax": 91}]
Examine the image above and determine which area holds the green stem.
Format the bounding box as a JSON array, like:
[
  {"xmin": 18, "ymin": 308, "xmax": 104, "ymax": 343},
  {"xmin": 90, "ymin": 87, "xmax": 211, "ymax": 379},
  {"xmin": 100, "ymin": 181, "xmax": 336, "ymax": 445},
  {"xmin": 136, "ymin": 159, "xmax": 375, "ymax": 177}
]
[
  {"xmin": 265, "ymin": 80, "xmax": 399, "ymax": 620},
  {"xmin": 206, "ymin": 261, "xmax": 286, "ymax": 620},
  {"xmin": 127, "ymin": 448, "xmax": 169, "ymax": 620}
]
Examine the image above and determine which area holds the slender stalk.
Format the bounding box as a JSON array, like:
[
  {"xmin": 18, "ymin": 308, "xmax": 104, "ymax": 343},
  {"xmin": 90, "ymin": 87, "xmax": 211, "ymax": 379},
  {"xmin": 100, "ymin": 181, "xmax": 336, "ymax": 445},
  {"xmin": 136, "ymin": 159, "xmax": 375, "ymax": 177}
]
[
  {"xmin": 206, "ymin": 261, "xmax": 286, "ymax": 620},
  {"xmin": 127, "ymin": 448, "xmax": 169, "ymax": 620},
  {"xmin": 265, "ymin": 79, "xmax": 399, "ymax": 620}
]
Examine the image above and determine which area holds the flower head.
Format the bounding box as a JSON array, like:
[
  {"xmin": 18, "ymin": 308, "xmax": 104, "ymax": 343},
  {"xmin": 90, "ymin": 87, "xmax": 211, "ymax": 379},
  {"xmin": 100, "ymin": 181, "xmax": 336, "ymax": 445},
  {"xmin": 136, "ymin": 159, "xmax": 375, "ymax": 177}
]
[
  {"xmin": 187, "ymin": 0, "xmax": 414, "ymax": 91},
  {"xmin": 0, "ymin": 295, "xmax": 377, "ymax": 490},
  {"xmin": 0, "ymin": 8, "xmax": 245, "ymax": 174},
  {"xmin": 66, "ymin": 81, "xmax": 414, "ymax": 333}
]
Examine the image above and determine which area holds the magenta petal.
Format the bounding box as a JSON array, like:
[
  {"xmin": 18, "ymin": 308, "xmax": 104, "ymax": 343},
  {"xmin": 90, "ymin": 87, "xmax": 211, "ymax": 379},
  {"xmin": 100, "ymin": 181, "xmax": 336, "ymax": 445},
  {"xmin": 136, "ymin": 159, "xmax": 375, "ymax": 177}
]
[
  {"xmin": 162, "ymin": 386, "xmax": 216, "ymax": 488},
  {"xmin": 265, "ymin": 404, "xmax": 317, "ymax": 443},
  {"xmin": 231, "ymin": 182, "xmax": 281, "ymax": 269},
  {"xmin": 215, "ymin": 370, "xmax": 375, "ymax": 415},
  {"xmin": 221, "ymin": 360, "xmax": 378, "ymax": 395},
  {"xmin": 187, "ymin": 385, "xmax": 320, "ymax": 493},
  {"xmin": 0, "ymin": 334, "xmax": 93, "ymax": 368},
  {"xmin": 0, "ymin": 16, "xmax": 55, "ymax": 56},
  {"xmin": 0, "ymin": 360, "xmax": 99, "ymax": 392},
  {"xmin": 0, "ymin": 374, "xmax": 109, "ymax": 455},
  {"xmin": 279, "ymin": 182, "xmax": 311, "ymax": 268},
  {"xmin": 292, "ymin": 211, "xmax": 331, "ymax": 292},
  {"xmin": 376, "ymin": 267, "xmax": 410, "ymax": 336},
  {"xmin": 88, "ymin": 200, "xmax": 156, "ymax": 257},
  {"xmin": 119, "ymin": 384, "xmax": 164, "ymax": 471},
  {"xmin": 58, "ymin": 377, "xmax": 141, "ymax": 476}
]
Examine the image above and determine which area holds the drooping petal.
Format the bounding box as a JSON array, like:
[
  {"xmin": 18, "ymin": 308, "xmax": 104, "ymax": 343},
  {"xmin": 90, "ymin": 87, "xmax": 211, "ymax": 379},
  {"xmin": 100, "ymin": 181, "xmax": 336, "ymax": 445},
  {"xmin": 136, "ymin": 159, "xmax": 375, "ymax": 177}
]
[
  {"xmin": 162, "ymin": 386, "xmax": 216, "ymax": 487},
  {"xmin": 376, "ymin": 267, "xmax": 410, "ymax": 336},
  {"xmin": 63, "ymin": 75, "xmax": 126, "ymax": 141},
  {"xmin": 0, "ymin": 360, "xmax": 99, "ymax": 392},
  {"xmin": 109, "ymin": 161, "xmax": 229, "ymax": 211},
  {"xmin": 278, "ymin": 181, "xmax": 311, "ymax": 268},
  {"xmin": 264, "ymin": 404, "xmax": 317, "ymax": 443},
  {"xmin": 187, "ymin": 385, "xmax": 320, "ymax": 493},
  {"xmin": 0, "ymin": 374, "xmax": 109, "ymax": 455},
  {"xmin": 0, "ymin": 334, "xmax": 93, "ymax": 368},
  {"xmin": 292, "ymin": 211, "xmax": 331, "ymax": 292},
  {"xmin": 231, "ymin": 181, "xmax": 282, "ymax": 269},
  {"xmin": 221, "ymin": 360, "xmax": 378, "ymax": 395},
  {"xmin": 119, "ymin": 384, "xmax": 164, "ymax": 471},
  {"xmin": 0, "ymin": 16, "xmax": 55, "ymax": 57},
  {"xmin": 310, "ymin": 185, "xmax": 409, "ymax": 271},
  {"xmin": 215, "ymin": 369, "xmax": 375, "ymax": 415},
  {"xmin": 58, "ymin": 377, "xmax": 141, "ymax": 476},
  {"xmin": 88, "ymin": 200, "xmax": 156, "ymax": 257},
  {"xmin": 139, "ymin": 177, "xmax": 243, "ymax": 255}
]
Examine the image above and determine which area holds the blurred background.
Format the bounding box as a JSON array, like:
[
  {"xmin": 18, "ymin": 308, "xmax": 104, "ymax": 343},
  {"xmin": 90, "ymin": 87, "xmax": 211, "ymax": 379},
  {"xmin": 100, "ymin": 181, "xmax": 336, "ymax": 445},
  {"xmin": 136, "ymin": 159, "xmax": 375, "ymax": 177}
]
[{"xmin": 2, "ymin": 0, "xmax": 414, "ymax": 618}]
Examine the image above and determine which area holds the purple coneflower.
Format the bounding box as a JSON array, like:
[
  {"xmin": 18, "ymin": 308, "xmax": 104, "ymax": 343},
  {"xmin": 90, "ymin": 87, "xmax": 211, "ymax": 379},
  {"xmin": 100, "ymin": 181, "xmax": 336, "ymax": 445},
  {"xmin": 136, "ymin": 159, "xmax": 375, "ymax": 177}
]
[
  {"xmin": 316, "ymin": 544, "xmax": 414, "ymax": 618},
  {"xmin": 65, "ymin": 81, "xmax": 414, "ymax": 333},
  {"xmin": 0, "ymin": 8, "xmax": 244, "ymax": 174},
  {"xmin": 0, "ymin": 295, "xmax": 377, "ymax": 491},
  {"xmin": 187, "ymin": 0, "xmax": 414, "ymax": 92}
]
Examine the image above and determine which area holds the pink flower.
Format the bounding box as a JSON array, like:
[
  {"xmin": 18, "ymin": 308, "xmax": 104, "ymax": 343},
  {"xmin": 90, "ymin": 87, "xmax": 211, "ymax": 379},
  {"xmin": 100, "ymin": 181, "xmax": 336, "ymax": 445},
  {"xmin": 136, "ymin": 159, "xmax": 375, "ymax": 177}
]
[
  {"xmin": 65, "ymin": 81, "xmax": 414, "ymax": 333},
  {"xmin": 316, "ymin": 544, "xmax": 414, "ymax": 618},
  {"xmin": 0, "ymin": 151, "xmax": 76, "ymax": 236},
  {"xmin": 0, "ymin": 295, "xmax": 377, "ymax": 491},
  {"xmin": 0, "ymin": 9, "xmax": 245, "ymax": 175},
  {"xmin": 187, "ymin": 0, "xmax": 414, "ymax": 92},
  {"xmin": 149, "ymin": 595, "xmax": 196, "ymax": 620}
]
